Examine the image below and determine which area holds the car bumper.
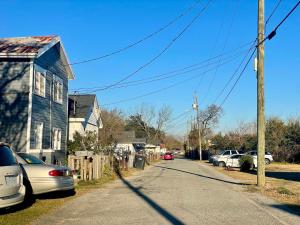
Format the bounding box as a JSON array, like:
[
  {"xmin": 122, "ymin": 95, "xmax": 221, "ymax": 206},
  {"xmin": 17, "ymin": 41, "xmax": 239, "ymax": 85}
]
[
  {"xmin": 30, "ymin": 177, "xmax": 74, "ymax": 195},
  {"xmin": 0, "ymin": 184, "xmax": 25, "ymax": 209},
  {"xmin": 164, "ymin": 157, "xmax": 173, "ymax": 160}
]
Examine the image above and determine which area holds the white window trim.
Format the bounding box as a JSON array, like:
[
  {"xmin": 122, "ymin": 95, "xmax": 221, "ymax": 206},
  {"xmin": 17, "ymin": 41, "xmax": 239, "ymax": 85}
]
[
  {"xmin": 34, "ymin": 122, "xmax": 43, "ymax": 149},
  {"xmin": 52, "ymin": 128, "xmax": 62, "ymax": 150},
  {"xmin": 53, "ymin": 75, "xmax": 63, "ymax": 104},
  {"xmin": 34, "ymin": 65, "xmax": 47, "ymax": 98}
]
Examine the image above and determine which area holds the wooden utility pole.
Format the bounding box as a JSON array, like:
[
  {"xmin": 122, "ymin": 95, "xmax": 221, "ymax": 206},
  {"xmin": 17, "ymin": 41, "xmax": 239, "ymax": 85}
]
[
  {"xmin": 193, "ymin": 96, "xmax": 202, "ymax": 160},
  {"xmin": 257, "ymin": 0, "xmax": 266, "ymax": 187}
]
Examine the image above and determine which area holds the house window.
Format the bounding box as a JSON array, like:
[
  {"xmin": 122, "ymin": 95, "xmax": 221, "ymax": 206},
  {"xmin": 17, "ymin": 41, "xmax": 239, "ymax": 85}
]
[
  {"xmin": 34, "ymin": 71, "xmax": 46, "ymax": 97},
  {"xmin": 34, "ymin": 122, "xmax": 43, "ymax": 149},
  {"xmin": 52, "ymin": 128, "xmax": 61, "ymax": 150},
  {"xmin": 53, "ymin": 76, "xmax": 63, "ymax": 104}
]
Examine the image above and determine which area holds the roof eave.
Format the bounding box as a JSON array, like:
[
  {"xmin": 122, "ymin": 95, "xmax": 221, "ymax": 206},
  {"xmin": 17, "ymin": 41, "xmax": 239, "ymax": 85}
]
[{"xmin": 0, "ymin": 53, "xmax": 37, "ymax": 58}]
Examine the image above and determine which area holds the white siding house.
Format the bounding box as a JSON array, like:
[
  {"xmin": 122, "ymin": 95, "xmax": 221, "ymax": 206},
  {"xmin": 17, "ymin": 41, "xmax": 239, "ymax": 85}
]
[{"xmin": 68, "ymin": 94, "xmax": 102, "ymax": 141}]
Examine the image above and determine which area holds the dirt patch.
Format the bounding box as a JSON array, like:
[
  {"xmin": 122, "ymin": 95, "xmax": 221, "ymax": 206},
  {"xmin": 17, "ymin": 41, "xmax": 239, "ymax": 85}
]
[{"xmin": 204, "ymin": 162, "xmax": 300, "ymax": 211}]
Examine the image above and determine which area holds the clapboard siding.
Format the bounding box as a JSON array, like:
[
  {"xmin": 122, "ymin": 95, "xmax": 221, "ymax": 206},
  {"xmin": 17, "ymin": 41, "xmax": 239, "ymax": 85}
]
[
  {"xmin": 0, "ymin": 60, "xmax": 30, "ymax": 152},
  {"xmin": 30, "ymin": 43, "xmax": 69, "ymax": 162}
]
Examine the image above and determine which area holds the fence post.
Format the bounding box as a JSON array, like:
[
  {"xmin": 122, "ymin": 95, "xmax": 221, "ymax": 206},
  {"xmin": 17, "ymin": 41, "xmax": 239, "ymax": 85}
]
[{"xmin": 88, "ymin": 160, "xmax": 93, "ymax": 181}]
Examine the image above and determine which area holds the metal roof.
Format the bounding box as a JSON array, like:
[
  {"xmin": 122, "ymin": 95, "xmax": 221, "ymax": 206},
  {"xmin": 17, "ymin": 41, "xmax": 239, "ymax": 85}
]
[
  {"xmin": 0, "ymin": 36, "xmax": 56, "ymax": 55},
  {"xmin": 0, "ymin": 36, "xmax": 75, "ymax": 80}
]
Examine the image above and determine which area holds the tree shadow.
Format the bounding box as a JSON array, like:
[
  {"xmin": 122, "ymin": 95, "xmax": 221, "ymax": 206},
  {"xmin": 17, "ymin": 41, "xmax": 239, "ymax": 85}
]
[
  {"xmin": 116, "ymin": 172, "xmax": 185, "ymax": 225},
  {"xmin": 271, "ymin": 204, "xmax": 300, "ymax": 217},
  {"xmin": 248, "ymin": 170, "xmax": 300, "ymax": 182},
  {"xmin": 0, "ymin": 61, "xmax": 30, "ymax": 152},
  {"xmin": 154, "ymin": 165, "xmax": 250, "ymax": 186}
]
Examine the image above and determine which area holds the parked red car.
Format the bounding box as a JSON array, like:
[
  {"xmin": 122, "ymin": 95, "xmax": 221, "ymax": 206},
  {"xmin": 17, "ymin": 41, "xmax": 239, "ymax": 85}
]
[{"xmin": 163, "ymin": 152, "xmax": 174, "ymax": 160}]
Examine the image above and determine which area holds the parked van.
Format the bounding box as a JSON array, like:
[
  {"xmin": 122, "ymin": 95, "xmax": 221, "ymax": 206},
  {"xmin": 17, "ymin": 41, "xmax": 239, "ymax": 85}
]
[{"xmin": 0, "ymin": 143, "xmax": 25, "ymax": 209}]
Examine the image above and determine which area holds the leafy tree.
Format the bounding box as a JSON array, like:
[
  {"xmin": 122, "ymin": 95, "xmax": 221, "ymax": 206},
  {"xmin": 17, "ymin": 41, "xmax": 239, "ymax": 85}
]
[
  {"xmin": 265, "ymin": 117, "xmax": 286, "ymax": 160},
  {"xmin": 68, "ymin": 131, "xmax": 100, "ymax": 154}
]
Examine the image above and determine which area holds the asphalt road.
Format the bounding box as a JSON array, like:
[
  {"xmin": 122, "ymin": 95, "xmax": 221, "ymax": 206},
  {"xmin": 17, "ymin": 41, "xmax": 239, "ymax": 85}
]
[{"xmin": 32, "ymin": 158, "xmax": 300, "ymax": 225}]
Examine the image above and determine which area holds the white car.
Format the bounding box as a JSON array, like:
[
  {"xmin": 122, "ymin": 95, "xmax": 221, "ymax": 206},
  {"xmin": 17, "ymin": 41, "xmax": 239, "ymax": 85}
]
[
  {"xmin": 246, "ymin": 150, "xmax": 274, "ymax": 164},
  {"xmin": 15, "ymin": 153, "xmax": 74, "ymax": 196},
  {"xmin": 222, "ymin": 154, "xmax": 259, "ymax": 168},
  {"xmin": 210, "ymin": 150, "xmax": 240, "ymax": 165},
  {"xmin": 0, "ymin": 143, "xmax": 25, "ymax": 209},
  {"xmin": 222, "ymin": 154, "xmax": 246, "ymax": 168}
]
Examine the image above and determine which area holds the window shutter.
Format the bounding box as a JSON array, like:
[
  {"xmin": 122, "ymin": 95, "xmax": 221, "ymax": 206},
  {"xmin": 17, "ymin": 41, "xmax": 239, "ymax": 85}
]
[
  {"xmin": 57, "ymin": 130, "xmax": 61, "ymax": 150},
  {"xmin": 53, "ymin": 81, "xmax": 57, "ymax": 102},
  {"xmin": 58, "ymin": 83, "xmax": 62, "ymax": 103},
  {"xmin": 52, "ymin": 129, "xmax": 57, "ymax": 150},
  {"xmin": 35, "ymin": 72, "xmax": 40, "ymax": 94},
  {"xmin": 40, "ymin": 74, "xmax": 45, "ymax": 97}
]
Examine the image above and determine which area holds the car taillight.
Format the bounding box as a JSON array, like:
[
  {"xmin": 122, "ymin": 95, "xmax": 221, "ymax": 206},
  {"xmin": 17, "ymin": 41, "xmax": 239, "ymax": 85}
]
[{"xmin": 49, "ymin": 170, "xmax": 64, "ymax": 176}]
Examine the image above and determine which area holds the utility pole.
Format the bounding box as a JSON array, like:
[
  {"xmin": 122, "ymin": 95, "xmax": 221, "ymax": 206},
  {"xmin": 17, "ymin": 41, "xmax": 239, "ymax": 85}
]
[
  {"xmin": 257, "ymin": 0, "xmax": 265, "ymax": 187},
  {"xmin": 192, "ymin": 96, "xmax": 202, "ymax": 160}
]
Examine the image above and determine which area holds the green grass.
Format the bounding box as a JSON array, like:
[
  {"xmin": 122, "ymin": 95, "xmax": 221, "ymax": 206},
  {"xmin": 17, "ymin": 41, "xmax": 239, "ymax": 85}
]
[{"xmin": 277, "ymin": 187, "xmax": 295, "ymax": 196}]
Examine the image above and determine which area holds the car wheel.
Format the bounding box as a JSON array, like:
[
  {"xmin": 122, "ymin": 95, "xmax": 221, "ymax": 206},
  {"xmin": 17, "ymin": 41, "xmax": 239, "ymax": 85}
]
[
  {"xmin": 265, "ymin": 158, "xmax": 270, "ymax": 165},
  {"xmin": 218, "ymin": 161, "xmax": 225, "ymax": 167}
]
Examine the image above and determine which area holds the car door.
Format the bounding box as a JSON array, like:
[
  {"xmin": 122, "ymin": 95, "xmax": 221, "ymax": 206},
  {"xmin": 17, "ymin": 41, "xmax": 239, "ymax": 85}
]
[
  {"xmin": 228, "ymin": 155, "xmax": 240, "ymax": 167},
  {"xmin": 0, "ymin": 145, "xmax": 23, "ymax": 198}
]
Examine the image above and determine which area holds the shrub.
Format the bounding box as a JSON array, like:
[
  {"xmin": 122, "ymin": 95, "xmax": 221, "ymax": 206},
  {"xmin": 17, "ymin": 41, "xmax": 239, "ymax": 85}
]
[
  {"xmin": 239, "ymin": 155, "xmax": 254, "ymax": 171},
  {"xmin": 277, "ymin": 187, "xmax": 295, "ymax": 196}
]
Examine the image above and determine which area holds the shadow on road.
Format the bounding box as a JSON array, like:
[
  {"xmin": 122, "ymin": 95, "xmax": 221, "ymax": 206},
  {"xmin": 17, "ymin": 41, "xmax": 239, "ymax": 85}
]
[
  {"xmin": 271, "ymin": 204, "xmax": 300, "ymax": 217},
  {"xmin": 116, "ymin": 172, "xmax": 185, "ymax": 225},
  {"xmin": 154, "ymin": 165, "xmax": 250, "ymax": 186}
]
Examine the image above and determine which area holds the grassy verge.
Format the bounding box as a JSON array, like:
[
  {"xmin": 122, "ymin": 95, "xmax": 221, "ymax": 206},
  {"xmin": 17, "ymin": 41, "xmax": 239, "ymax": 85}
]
[
  {"xmin": 204, "ymin": 161, "xmax": 300, "ymax": 212},
  {"xmin": 0, "ymin": 166, "xmax": 142, "ymax": 225}
]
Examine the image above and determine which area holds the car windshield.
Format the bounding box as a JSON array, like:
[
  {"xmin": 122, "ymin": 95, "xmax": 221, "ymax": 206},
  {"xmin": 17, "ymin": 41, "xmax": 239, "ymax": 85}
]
[
  {"xmin": 219, "ymin": 150, "xmax": 225, "ymax": 155},
  {"xmin": 18, "ymin": 153, "xmax": 45, "ymax": 165}
]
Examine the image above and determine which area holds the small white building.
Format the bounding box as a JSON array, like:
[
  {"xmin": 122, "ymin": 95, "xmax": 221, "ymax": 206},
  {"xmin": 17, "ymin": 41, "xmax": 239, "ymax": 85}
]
[
  {"xmin": 68, "ymin": 94, "xmax": 103, "ymax": 141},
  {"xmin": 145, "ymin": 144, "xmax": 161, "ymax": 155}
]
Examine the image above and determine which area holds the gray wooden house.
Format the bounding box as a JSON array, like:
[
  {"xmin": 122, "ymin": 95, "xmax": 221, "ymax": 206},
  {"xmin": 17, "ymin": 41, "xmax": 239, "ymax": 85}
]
[{"xmin": 0, "ymin": 36, "xmax": 74, "ymax": 164}]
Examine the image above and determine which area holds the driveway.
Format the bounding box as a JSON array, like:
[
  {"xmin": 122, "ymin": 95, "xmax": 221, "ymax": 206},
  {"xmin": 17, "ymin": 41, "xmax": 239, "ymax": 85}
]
[{"xmin": 32, "ymin": 158, "xmax": 300, "ymax": 225}]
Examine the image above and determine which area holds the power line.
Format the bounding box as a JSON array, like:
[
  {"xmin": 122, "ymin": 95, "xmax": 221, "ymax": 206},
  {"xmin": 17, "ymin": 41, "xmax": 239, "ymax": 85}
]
[
  {"xmin": 193, "ymin": 0, "xmax": 229, "ymax": 92},
  {"xmin": 100, "ymin": 56, "xmax": 237, "ymax": 107},
  {"xmin": 73, "ymin": 48, "xmax": 247, "ymax": 93},
  {"xmin": 167, "ymin": 109, "xmax": 193, "ymax": 126},
  {"xmin": 201, "ymin": 0, "xmax": 241, "ymax": 104},
  {"xmin": 257, "ymin": 0, "xmax": 300, "ymax": 47},
  {"xmin": 93, "ymin": 0, "xmax": 213, "ymax": 92},
  {"xmin": 219, "ymin": 49, "xmax": 256, "ymax": 106},
  {"xmin": 69, "ymin": 0, "xmax": 203, "ymax": 66},
  {"xmin": 265, "ymin": 0, "xmax": 282, "ymax": 26},
  {"xmin": 71, "ymin": 40, "xmax": 253, "ymax": 92},
  {"xmin": 212, "ymin": 39, "xmax": 257, "ymax": 104}
]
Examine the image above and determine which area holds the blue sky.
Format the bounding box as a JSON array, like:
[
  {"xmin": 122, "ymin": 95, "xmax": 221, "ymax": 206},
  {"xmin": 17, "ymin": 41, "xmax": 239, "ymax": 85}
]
[{"xmin": 1, "ymin": 0, "xmax": 299, "ymax": 136}]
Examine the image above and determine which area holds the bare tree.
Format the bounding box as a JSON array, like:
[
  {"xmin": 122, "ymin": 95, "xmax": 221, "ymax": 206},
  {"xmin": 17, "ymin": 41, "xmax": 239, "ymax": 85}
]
[
  {"xmin": 99, "ymin": 108, "xmax": 125, "ymax": 147},
  {"xmin": 130, "ymin": 104, "xmax": 172, "ymax": 144},
  {"xmin": 199, "ymin": 104, "xmax": 223, "ymax": 139},
  {"xmin": 154, "ymin": 105, "xmax": 172, "ymax": 142}
]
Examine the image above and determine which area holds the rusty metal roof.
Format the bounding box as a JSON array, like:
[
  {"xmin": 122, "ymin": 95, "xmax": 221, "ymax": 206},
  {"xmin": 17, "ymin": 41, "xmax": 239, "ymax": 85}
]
[
  {"xmin": 0, "ymin": 35, "xmax": 75, "ymax": 80},
  {"xmin": 0, "ymin": 36, "xmax": 57, "ymax": 55}
]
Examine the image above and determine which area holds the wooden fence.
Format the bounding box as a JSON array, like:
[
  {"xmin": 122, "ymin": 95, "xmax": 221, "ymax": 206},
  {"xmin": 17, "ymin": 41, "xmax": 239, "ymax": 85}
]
[
  {"xmin": 68, "ymin": 152, "xmax": 161, "ymax": 181},
  {"xmin": 68, "ymin": 154, "xmax": 111, "ymax": 181}
]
